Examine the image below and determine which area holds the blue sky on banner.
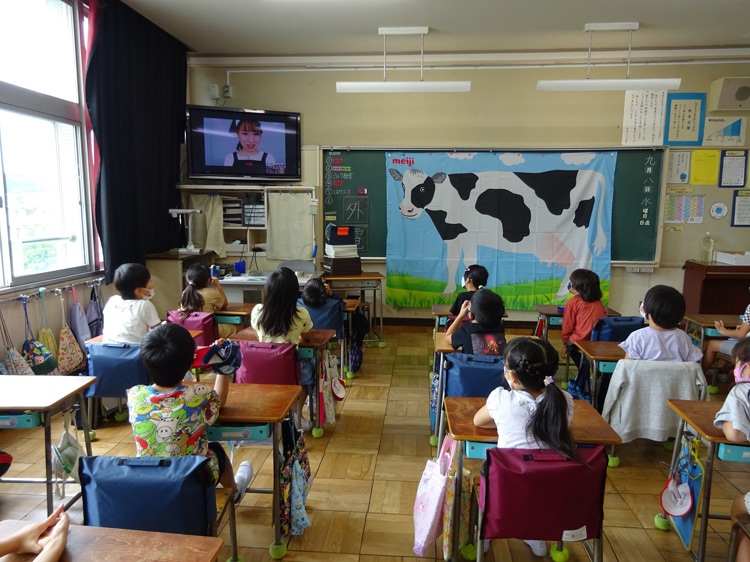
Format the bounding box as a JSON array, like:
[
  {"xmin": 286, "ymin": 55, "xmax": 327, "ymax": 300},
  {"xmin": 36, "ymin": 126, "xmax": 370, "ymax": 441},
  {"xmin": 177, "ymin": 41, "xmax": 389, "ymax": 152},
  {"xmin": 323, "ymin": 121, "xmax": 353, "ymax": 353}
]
[{"xmin": 385, "ymin": 151, "xmax": 616, "ymax": 299}]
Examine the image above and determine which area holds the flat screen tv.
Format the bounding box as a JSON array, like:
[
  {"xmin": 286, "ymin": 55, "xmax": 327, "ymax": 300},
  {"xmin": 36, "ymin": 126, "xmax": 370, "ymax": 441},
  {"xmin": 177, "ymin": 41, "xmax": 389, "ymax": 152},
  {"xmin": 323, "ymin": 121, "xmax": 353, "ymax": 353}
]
[{"xmin": 186, "ymin": 104, "xmax": 301, "ymax": 182}]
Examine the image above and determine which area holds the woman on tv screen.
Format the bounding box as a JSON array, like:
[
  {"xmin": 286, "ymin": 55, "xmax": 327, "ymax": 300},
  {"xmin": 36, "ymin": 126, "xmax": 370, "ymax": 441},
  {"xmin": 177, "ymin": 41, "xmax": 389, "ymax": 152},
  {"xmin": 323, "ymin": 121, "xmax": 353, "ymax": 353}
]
[{"xmin": 224, "ymin": 118, "xmax": 284, "ymax": 174}]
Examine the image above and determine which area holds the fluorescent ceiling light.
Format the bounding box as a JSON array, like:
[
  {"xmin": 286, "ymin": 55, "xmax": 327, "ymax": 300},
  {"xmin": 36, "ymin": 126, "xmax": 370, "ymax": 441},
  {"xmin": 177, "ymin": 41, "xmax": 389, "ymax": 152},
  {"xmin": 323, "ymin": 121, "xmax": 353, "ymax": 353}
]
[
  {"xmin": 537, "ymin": 22, "xmax": 681, "ymax": 93},
  {"xmin": 336, "ymin": 80, "xmax": 472, "ymax": 93},
  {"xmin": 537, "ymin": 78, "xmax": 681, "ymax": 91},
  {"xmin": 336, "ymin": 26, "xmax": 471, "ymax": 94}
]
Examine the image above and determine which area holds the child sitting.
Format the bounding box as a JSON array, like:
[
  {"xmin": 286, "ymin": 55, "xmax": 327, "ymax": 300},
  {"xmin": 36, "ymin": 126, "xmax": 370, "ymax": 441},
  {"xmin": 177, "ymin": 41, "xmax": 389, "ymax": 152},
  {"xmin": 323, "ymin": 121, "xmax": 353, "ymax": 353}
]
[
  {"xmin": 703, "ymin": 302, "xmax": 750, "ymax": 376},
  {"xmin": 445, "ymin": 288, "xmax": 506, "ymax": 355},
  {"xmin": 179, "ymin": 264, "xmax": 236, "ymax": 339},
  {"xmin": 473, "ymin": 337, "xmax": 576, "ymax": 557},
  {"xmin": 126, "ymin": 323, "xmax": 252, "ymax": 504},
  {"xmin": 298, "ymin": 278, "xmax": 345, "ymax": 338},
  {"xmin": 251, "ymin": 267, "xmax": 313, "ymax": 344},
  {"xmin": 619, "ymin": 285, "xmax": 702, "ymax": 362},
  {"xmin": 102, "ymin": 263, "xmax": 162, "ymax": 344},
  {"xmin": 449, "ymin": 264, "xmax": 488, "ymax": 316}
]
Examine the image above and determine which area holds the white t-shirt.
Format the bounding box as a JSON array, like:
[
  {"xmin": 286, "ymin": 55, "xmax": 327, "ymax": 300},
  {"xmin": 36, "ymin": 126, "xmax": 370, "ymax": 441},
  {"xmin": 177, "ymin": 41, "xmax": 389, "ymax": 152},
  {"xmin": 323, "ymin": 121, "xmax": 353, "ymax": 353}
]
[
  {"xmin": 250, "ymin": 304, "xmax": 313, "ymax": 343},
  {"xmin": 485, "ymin": 386, "xmax": 574, "ymax": 449},
  {"xmin": 714, "ymin": 383, "xmax": 750, "ymax": 441},
  {"xmin": 618, "ymin": 326, "xmax": 703, "ymax": 362},
  {"xmin": 102, "ymin": 296, "xmax": 161, "ymax": 344}
]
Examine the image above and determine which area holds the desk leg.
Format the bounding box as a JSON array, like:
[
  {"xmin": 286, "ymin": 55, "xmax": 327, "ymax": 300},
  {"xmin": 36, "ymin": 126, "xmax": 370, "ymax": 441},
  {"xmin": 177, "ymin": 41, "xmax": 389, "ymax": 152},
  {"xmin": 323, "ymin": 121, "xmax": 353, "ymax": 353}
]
[
  {"xmin": 696, "ymin": 442, "xmax": 717, "ymax": 562},
  {"xmin": 432, "ymin": 352, "xmax": 446, "ymax": 447},
  {"xmin": 541, "ymin": 314, "xmax": 548, "ymax": 341},
  {"xmin": 591, "ymin": 360, "xmax": 600, "ymax": 412},
  {"xmin": 452, "ymin": 441, "xmax": 465, "ymax": 562},
  {"xmin": 43, "ymin": 412, "xmax": 53, "ymax": 515},
  {"xmin": 78, "ymin": 391, "xmax": 93, "ymax": 456},
  {"xmin": 271, "ymin": 421, "xmax": 284, "ymax": 555}
]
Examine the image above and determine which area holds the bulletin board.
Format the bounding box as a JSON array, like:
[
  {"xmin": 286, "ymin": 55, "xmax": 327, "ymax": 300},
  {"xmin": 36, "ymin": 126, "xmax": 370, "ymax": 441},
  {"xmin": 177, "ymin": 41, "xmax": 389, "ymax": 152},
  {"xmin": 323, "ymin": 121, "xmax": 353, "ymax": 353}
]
[{"xmin": 322, "ymin": 148, "xmax": 664, "ymax": 262}]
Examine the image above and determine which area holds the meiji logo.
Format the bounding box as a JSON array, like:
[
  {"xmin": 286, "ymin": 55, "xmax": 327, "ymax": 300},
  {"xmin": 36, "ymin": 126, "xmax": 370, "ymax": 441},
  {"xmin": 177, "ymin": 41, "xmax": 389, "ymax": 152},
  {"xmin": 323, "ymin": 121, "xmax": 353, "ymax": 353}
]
[{"xmin": 391, "ymin": 157, "xmax": 415, "ymax": 167}]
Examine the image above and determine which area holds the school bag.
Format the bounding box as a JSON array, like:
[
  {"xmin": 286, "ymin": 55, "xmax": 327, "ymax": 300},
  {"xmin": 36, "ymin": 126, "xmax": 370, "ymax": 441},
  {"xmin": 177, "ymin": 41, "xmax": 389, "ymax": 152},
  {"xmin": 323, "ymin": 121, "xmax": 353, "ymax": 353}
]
[
  {"xmin": 86, "ymin": 283, "xmax": 104, "ymax": 338},
  {"xmin": 55, "ymin": 289, "xmax": 85, "ymax": 375},
  {"xmin": 590, "ymin": 316, "xmax": 644, "ymax": 342},
  {"xmin": 349, "ymin": 309, "xmax": 369, "ymax": 373},
  {"xmin": 69, "ymin": 285, "xmax": 92, "ymax": 351},
  {"xmin": 37, "ymin": 288, "xmax": 58, "ymax": 360},
  {"xmin": 234, "ymin": 341, "xmax": 300, "ymax": 385},
  {"xmin": 21, "ymin": 296, "xmax": 58, "ymax": 375},
  {"xmin": 166, "ymin": 310, "xmax": 219, "ymax": 347},
  {"xmin": 0, "ymin": 307, "xmax": 27, "ymax": 376}
]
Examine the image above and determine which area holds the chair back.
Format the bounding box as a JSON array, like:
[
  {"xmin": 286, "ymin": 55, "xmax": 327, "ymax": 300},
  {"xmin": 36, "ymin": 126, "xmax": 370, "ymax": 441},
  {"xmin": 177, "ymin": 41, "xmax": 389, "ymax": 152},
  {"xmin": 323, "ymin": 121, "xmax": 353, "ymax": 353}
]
[
  {"xmin": 590, "ymin": 316, "xmax": 644, "ymax": 342},
  {"xmin": 443, "ymin": 353, "xmax": 507, "ymax": 398},
  {"xmin": 167, "ymin": 310, "xmax": 219, "ymax": 346},
  {"xmin": 478, "ymin": 446, "xmax": 607, "ymax": 541},
  {"xmin": 79, "ymin": 455, "xmax": 216, "ymax": 536},
  {"xmin": 299, "ymin": 298, "xmax": 344, "ymax": 339},
  {"xmin": 84, "ymin": 343, "xmax": 150, "ymax": 398},
  {"xmin": 601, "ymin": 360, "xmax": 707, "ymax": 443},
  {"xmin": 234, "ymin": 341, "xmax": 300, "ymax": 385}
]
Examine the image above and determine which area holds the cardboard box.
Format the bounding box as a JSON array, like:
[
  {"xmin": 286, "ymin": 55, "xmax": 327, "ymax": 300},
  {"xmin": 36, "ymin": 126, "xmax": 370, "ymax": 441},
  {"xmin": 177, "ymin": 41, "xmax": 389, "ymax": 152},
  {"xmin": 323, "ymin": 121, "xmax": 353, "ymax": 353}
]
[{"xmin": 715, "ymin": 251, "xmax": 750, "ymax": 265}]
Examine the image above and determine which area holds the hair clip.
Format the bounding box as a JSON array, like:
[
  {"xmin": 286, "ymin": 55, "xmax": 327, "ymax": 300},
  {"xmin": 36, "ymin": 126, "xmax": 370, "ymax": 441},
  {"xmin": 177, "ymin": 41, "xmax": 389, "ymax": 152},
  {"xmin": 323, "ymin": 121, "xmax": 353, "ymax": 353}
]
[
  {"xmin": 477, "ymin": 285, "xmax": 484, "ymax": 289},
  {"xmin": 544, "ymin": 376, "xmax": 554, "ymax": 387}
]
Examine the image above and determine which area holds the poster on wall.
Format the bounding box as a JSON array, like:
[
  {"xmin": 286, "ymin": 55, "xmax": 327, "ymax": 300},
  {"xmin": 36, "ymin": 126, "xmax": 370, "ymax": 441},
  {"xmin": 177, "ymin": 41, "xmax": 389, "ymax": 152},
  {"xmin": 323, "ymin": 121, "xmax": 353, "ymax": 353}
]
[
  {"xmin": 703, "ymin": 117, "xmax": 747, "ymax": 147},
  {"xmin": 732, "ymin": 190, "xmax": 750, "ymax": 227},
  {"xmin": 385, "ymin": 151, "xmax": 616, "ymax": 310},
  {"xmin": 664, "ymin": 93, "xmax": 706, "ymax": 147},
  {"xmin": 622, "ymin": 91, "xmax": 667, "ymax": 146},
  {"xmin": 719, "ymin": 150, "xmax": 748, "ymax": 187}
]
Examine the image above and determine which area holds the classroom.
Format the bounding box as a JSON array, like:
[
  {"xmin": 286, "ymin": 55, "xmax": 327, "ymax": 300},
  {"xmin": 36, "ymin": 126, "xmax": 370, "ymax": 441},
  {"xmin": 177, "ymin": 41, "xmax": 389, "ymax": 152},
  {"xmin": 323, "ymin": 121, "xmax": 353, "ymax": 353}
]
[{"xmin": 1, "ymin": 0, "xmax": 750, "ymax": 561}]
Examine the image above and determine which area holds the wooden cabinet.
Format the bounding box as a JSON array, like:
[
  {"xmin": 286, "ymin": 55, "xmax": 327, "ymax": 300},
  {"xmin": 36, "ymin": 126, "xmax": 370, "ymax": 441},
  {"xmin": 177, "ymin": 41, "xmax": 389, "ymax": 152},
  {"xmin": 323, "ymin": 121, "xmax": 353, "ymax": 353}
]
[
  {"xmin": 682, "ymin": 259, "xmax": 750, "ymax": 315},
  {"xmin": 146, "ymin": 251, "xmax": 212, "ymax": 318}
]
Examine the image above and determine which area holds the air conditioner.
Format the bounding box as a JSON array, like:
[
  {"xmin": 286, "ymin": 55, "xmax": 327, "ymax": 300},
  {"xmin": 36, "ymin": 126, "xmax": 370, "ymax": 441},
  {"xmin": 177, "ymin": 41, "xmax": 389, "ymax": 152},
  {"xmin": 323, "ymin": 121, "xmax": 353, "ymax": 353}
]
[{"xmin": 708, "ymin": 77, "xmax": 750, "ymax": 111}]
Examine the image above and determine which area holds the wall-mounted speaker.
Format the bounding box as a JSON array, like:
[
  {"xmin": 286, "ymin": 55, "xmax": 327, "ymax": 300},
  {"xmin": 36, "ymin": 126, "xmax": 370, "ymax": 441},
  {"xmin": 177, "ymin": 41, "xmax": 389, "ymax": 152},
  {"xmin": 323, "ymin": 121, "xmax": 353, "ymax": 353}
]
[{"xmin": 708, "ymin": 77, "xmax": 750, "ymax": 111}]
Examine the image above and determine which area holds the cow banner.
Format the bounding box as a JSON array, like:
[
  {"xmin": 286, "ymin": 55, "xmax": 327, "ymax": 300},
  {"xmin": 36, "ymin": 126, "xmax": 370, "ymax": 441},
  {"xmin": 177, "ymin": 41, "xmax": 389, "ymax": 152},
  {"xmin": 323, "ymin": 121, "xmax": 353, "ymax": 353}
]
[{"xmin": 385, "ymin": 151, "xmax": 616, "ymax": 310}]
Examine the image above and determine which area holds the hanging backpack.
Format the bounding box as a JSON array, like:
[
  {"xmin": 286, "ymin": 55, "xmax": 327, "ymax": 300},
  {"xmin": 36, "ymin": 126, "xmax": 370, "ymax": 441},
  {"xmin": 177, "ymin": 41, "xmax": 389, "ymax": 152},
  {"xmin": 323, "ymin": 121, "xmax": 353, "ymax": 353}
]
[
  {"xmin": 69, "ymin": 285, "xmax": 92, "ymax": 350},
  {"xmin": 349, "ymin": 310, "xmax": 369, "ymax": 373},
  {"xmin": 0, "ymin": 307, "xmax": 31, "ymax": 376},
  {"xmin": 21, "ymin": 296, "xmax": 58, "ymax": 374},
  {"xmin": 56, "ymin": 289, "xmax": 85, "ymax": 375},
  {"xmin": 37, "ymin": 288, "xmax": 59, "ymax": 360},
  {"xmin": 86, "ymin": 283, "xmax": 104, "ymax": 338}
]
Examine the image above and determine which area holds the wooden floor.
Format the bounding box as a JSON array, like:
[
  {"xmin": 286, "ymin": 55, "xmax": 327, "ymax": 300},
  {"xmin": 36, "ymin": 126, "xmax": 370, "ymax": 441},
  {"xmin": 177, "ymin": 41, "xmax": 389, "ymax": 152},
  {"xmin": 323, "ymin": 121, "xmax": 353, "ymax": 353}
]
[{"xmin": 0, "ymin": 325, "xmax": 747, "ymax": 561}]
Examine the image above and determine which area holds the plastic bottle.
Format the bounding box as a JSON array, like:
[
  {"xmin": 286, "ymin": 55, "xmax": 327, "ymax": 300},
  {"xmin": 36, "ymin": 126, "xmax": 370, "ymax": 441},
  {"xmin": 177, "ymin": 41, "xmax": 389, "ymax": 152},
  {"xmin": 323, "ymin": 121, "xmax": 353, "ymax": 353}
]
[{"xmin": 699, "ymin": 232, "xmax": 714, "ymax": 263}]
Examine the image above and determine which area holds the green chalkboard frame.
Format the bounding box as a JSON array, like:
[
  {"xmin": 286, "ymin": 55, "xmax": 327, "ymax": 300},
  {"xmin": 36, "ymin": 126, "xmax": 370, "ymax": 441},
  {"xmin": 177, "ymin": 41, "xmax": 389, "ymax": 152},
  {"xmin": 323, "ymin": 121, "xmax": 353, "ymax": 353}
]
[{"xmin": 322, "ymin": 148, "xmax": 664, "ymax": 262}]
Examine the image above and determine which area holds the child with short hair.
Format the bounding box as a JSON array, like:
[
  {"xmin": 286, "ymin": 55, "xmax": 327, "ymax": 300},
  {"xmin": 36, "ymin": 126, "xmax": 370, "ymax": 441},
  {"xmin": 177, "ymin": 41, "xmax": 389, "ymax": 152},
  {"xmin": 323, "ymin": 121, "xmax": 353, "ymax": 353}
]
[
  {"xmin": 473, "ymin": 337, "xmax": 576, "ymax": 557},
  {"xmin": 179, "ymin": 264, "xmax": 236, "ymax": 339},
  {"xmin": 446, "ymin": 288, "xmax": 506, "ymax": 355},
  {"xmin": 619, "ymin": 285, "xmax": 702, "ymax": 362},
  {"xmin": 126, "ymin": 323, "xmax": 252, "ymax": 504},
  {"xmin": 449, "ymin": 264, "xmax": 489, "ymax": 316},
  {"xmin": 102, "ymin": 263, "xmax": 162, "ymax": 344},
  {"xmin": 298, "ymin": 277, "xmax": 345, "ymax": 338}
]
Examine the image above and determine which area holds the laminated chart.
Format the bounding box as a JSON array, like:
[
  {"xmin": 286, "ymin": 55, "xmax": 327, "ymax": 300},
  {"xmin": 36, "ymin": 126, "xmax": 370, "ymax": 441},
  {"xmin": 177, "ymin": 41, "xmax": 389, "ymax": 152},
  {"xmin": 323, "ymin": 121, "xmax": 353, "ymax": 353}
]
[{"xmin": 665, "ymin": 193, "xmax": 705, "ymax": 224}]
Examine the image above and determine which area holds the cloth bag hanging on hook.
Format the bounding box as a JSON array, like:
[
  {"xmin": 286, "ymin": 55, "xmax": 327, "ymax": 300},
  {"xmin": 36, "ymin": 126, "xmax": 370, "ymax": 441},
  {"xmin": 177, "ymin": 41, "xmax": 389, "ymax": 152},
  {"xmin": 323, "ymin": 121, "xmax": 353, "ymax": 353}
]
[
  {"xmin": 21, "ymin": 297, "xmax": 58, "ymax": 374},
  {"xmin": 37, "ymin": 288, "xmax": 58, "ymax": 360},
  {"xmin": 86, "ymin": 284, "xmax": 103, "ymax": 338},
  {"xmin": 69, "ymin": 286, "xmax": 91, "ymax": 350},
  {"xmin": 0, "ymin": 307, "xmax": 30, "ymax": 376},
  {"xmin": 56, "ymin": 290, "xmax": 84, "ymax": 374}
]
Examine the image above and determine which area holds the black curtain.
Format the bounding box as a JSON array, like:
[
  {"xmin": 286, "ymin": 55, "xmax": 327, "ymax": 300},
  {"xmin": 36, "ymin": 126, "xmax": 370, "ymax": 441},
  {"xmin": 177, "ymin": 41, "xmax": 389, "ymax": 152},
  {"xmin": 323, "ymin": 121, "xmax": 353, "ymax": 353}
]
[{"xmin": 86, "ymin": 0, "xmax": 187, "ymax": 282}]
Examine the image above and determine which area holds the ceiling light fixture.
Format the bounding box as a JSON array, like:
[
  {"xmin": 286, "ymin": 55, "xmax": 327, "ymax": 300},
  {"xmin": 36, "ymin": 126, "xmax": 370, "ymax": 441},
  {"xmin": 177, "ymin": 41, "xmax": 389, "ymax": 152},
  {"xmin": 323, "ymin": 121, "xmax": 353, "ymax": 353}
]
[
  {"xmin": 536, "ymin": 22, "xmax": 681, "ymax": 92},
  {"xmin": 336, "ymin": 27, "xmax": 471, "ymax": 94}
]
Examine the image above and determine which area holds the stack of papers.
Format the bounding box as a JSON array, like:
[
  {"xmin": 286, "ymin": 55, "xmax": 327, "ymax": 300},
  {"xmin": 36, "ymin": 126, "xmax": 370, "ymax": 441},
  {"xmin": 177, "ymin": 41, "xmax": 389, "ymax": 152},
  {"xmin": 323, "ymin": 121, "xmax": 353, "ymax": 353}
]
[{"xmin": 325, "ymin": 243, "xmax": 358, "ymax": 258}]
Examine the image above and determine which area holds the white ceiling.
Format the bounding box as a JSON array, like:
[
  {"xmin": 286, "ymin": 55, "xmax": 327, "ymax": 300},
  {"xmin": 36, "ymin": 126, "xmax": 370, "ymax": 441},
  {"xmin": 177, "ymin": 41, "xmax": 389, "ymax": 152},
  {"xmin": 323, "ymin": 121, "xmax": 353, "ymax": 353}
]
[{"xmin": 121, "ymin": 0, "xmax": 750, "ymax": 63}]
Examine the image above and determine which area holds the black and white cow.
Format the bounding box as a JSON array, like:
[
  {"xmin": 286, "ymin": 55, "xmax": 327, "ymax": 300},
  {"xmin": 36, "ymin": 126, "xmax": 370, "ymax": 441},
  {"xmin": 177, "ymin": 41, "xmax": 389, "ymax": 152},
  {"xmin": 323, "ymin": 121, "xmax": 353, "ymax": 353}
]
[{"xmin": 390, "ymin": 168, "xmax": 608, "ymax": 298}]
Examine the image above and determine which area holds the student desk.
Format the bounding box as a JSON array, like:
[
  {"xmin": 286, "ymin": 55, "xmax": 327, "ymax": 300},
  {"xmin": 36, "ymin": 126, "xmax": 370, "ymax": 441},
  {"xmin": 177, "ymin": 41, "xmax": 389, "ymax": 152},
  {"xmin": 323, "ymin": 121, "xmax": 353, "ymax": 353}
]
[
  {"xmin": 432, "ymin": 303, "xmax": 452, "ymax": 333},
  {"xmin": 443, "ymin": 396, "xmax": 621, "ymax": 562},
  {"xmin": 324, "ymin": 271, "xmax": 385, "ymax": 344},
  {"xmin": 533, "ymin": 304, "xmax": 621, "ymax": 342},
  {"xmin": 0, "ymin": 519, "xmax": 224, "ymax": 562},
  {"xmin": 214, "ymin": 302, "xmax": 256, "ymax": 328},
  {"xmin": 341, "ymin": 297, "xmax": 360, "ymax": 376},
  {"xmin": 667, "ymin": 399, "xmax": 730, "ymax": 562},
  {"xmin": 0, "ymin": 376, "xmax": 96, "ymax": 515},
  {"xmin": 215, "ymin": 382, "xmax": 302, "ymax": 561},
  {"xmin": 572, "ymin": 340, "xmax": 625, "ymax": 409},
  {"xmin": 683, "ymin": 313, "xmax": 739, "ymax": 349},
  {"xmin": 231, "ymin": 328, "xmax": 336, "ymax": 437},
  {"xmin": 85, "ymin": 330, "xmax": 203, "ymax": 344}
]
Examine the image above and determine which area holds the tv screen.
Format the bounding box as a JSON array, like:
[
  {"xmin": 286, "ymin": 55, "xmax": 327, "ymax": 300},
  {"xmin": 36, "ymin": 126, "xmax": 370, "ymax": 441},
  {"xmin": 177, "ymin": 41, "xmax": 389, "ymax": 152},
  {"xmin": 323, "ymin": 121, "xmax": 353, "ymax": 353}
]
[{"xmin": 186, "ymin": 105, "xmax": 301, "ymax": 182}]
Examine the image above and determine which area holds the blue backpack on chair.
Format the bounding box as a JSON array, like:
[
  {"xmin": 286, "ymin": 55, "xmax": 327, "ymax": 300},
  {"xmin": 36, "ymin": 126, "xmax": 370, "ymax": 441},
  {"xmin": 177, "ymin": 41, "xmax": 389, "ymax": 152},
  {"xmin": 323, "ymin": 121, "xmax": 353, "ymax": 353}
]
[{"xmin": 590, "ymin": 316, "xmax": 645, "ymax": 342}]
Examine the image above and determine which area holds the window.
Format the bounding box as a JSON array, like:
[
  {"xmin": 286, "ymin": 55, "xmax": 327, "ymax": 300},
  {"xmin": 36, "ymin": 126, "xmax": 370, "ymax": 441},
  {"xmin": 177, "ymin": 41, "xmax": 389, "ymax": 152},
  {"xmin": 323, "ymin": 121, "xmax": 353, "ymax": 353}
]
[{"xmin": 0, "ymin": 0, "xmax": 93, "ymax": 288}]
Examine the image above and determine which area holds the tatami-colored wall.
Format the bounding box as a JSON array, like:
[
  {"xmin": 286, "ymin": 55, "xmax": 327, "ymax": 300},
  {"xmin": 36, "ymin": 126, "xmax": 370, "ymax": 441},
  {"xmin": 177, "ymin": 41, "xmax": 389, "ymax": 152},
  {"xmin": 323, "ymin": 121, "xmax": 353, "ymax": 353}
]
[{"xmin": 186, "ymin": 61, "xmax": 750, "ymax": 321}]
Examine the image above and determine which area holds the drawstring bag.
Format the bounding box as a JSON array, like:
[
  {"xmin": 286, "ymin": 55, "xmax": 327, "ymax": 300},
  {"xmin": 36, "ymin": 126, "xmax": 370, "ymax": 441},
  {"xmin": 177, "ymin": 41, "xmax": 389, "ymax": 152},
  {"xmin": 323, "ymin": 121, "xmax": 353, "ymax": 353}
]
[
  {"xmin": 56, "ymin": 290, "xmax": 84, "ymax": 374},
  {"xmin": 279, "ymin": 419, "xmax": 311, "ymax": 537},
  {"xmin": 69, "ymin": 286, "xmax": 92, "ymax": 350},
  {"xmin": 51, "ymin": 410, "xmax": 85, "ymax": 499},
  {"xmin": 21, "ymin": 296, "xmax": 58, "ymax": 374},
  {"xmin": 0, "ymin": 308, "xmax": 31, "ymax": 376},
  {"xmin": 86, "ymin": 283, "xmax": 103, "ymax": 338},
  {"xmin": 37, "ymin": 288, "xmax": 59, "ymax": 363}
]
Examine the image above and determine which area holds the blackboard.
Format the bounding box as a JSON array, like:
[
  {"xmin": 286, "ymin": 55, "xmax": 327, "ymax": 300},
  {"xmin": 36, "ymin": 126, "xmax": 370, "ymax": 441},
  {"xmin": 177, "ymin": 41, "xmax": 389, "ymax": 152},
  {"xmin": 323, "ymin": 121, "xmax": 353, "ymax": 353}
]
[{"xmin": 322, "ymin": 148, "xmax": 664, "ymax": 262}]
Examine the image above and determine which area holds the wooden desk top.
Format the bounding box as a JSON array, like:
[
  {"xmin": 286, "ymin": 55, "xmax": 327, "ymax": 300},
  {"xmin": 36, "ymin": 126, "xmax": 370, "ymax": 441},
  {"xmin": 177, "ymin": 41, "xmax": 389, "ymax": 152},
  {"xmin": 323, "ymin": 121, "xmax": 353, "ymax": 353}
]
[
  {"xmin": 324, "ymin": 271, "xmax": 385, "ymax": 282},
  {"xmin": 231, "ymin": 327, "xmax": 336, "ymax": 348},
  {"xmin": 215, "ymin": 302, "xmax": 256, "ymax": 316},
  {"xmin": 574, "ymin": 340, "xmax": 625, "ymax": 361},
  {"xmin": 344, "ymin": 297, "xmax": 360, "ymax": 312},
  {"xmin": 434, "ymin": 332, "xmax": 455, "ymax": 354},
  {"xmin": 432, "ymin": 304, "xmax": 452, "ymax": 316},
  {"xmin": 0, "ymin": 520, "xmax": 223, "ymax": 562},
  {"xmin": 444, "ymin": 396, "xmax": 622, "ymax": 446},
  {"xmin": 667, "ymin": 399, "xmax": 726, "ymax": 443},
  {"xmin": 683, "ymin": 313, "xmax": 740, "ymax": 328},
  {"xmin": 534, "ymin": 304, "xmax": 621, "ymax": 317},
  {"xmin": 0, "ymin": 376, "xmax": 97, "ymax": 412},
  {"xmin": 220, "ymin": 383, "xmax": 302, "ymax": 424}
]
